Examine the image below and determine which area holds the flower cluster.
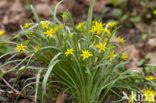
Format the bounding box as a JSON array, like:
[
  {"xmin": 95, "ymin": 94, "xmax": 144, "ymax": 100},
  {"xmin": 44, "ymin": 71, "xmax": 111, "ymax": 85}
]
[
  {"xmin": 90, "ymin": 22, "xmax": 104, "ymax": 35},
  {"xmin": 64, "ymin": 21, "xmax": 128, "ymax": 61},
  {"xmin": 18, "ymin": 21, "xmax": 128, "ymax": 63}
]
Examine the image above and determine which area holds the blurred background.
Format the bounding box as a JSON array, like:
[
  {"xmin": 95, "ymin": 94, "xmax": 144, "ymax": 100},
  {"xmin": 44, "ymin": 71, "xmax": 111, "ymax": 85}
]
[{"xmin": 0, "ymin": 0, "xmax": 156, "ymax": 70}]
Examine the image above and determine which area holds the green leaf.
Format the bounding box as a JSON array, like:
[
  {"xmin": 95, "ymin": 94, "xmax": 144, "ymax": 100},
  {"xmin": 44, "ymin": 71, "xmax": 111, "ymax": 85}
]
[
  {"xmin": 130, "ymin": 16, "xmax": 141, "ymax": 22},
  {"xmin": 0, "ymin": 68, "xmax": 4, "ymax": 78},
  {"xmin": 145, "ymin": 53, "xmax": 152, "ymax": 59},
  {"xmin": 0, "ymin": 96, "xmax": 7, "ymax": 101},
  {"xmin": 146, "ymin": 64, "xmax": 156, "ymax": 67},
  {"xmin": 102, "ymin": 7, "xmax": 110, "ymax": 14},
  {"xmin": 53, "ymin": 0, "xmax": 64, "ymax": 24},
  {"xmin": 31, "ymin": 5, "xmax": 43, "ymax": 30},
  {"xmin": 144, "ymin": 66, "xmax": 152, "ymax": 73},
  {"xmin": 85, "ymin": 0, "xmax": 95, "ymax": 49},
  {"xmin": 142, "ymin": 33, "xmax": 148, "ymax": 40},
  {"xmin": 112, "ymin": 8, "xmax": 122, "ymax": 17},
  {"xmin": 137, "ymin": 59, "xmax": 145, "ymax": 66},
  {"xmin": 119, "ymin": 15, "xmax": 128, "ymax": 22},
  {"xmin": 146, "ymin": 13, "xmax": 152, "ymax": 19}
]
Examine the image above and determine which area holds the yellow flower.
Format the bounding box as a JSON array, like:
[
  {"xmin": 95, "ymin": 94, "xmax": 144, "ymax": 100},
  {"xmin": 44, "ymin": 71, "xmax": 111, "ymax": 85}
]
[
  {"xmin": 121, "ymin": 52, "xmax": 128, "ymax": 60},
  {"xmin": 70, "ymin": 33, "xmax": 74, "ymax": 38},
  {"xmin": 23, "ymin": 23, "xmax": 32, "ymax": 28},
  {"xmin": 105, "ymin": 28, "xmax": 111, "ymax": 37},
  {"xmin": 41, "ymin": 21, "xmax": 49, "ymax": 29},
  {"xmin": 15, "ymin": 43, "xmax": 26, "ymax": 52},
  {"xmin": 146, "ymin": 76, "xmax": 156, "ymax": 80},
  {"xmin": 111, "ymin": 45, "xmax": 115, "ymax": 49},
  {"xmin": 0, "ymin": 31, "xmax": 4, "ymax": 37},
  {"xmin": 142, "ymin": 89, "xmax": 156, "ymax": 102},
  {"xmin": 36, "ymin": 45, "xmax": 40, "ymax": 52},
  {"xmin": 90, "ymin": 22, "xmax": 104, "ymax": 35},
  {"xmin": 25, "ymin": 40, "xmax": 30, "ymax": 44},
  {"xmin": 96, "ymin": 42, "xmax": 107, "ymax": 52},
  {"xmin": 64, "ymin": 48, "xmax": 74, "ymax": 56},
  {"xmin": 107, "ymin": 22, "xmax": 117, "ymax": 28},
  {"xmin": 94, "ymin": 44, "xmax": 99, "ymax": 48},
  {"xmin": 44, "ymin": 28, "xmax": 56, "ymax": 38},
  {"xmin": 108, "ymin": 51, "xmax": 116, "ymax": 61},
  {"xmin": 83, "ymin": 26, "xmax": 87, "ymax": 34},
  {"xmin": 81, "ymin": 50, "xmax": 92, "ymax": 60},
  {"xmin": 118, "ymin": 36, "xmax": 125, "ymax": 44},
  {"xmin": 76, "ymin": 22, "xmax": 85, "ymax": 31},
  {"xmin": 153, "ymin": 9, "xmax": 156, "ymax": 15},
  {"xmin": 62, "ymin": 13, "xmax": 67, "ymax": 20},
  {"xmin": 54, "ymin": 25, "xmax": 62, "ymax": 32}
]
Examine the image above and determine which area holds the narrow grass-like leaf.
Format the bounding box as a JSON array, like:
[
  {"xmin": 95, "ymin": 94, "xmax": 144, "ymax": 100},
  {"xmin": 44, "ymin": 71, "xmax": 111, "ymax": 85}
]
[
  {"xmin": 53, "ymin": 0, "xmax": 64, "ymax": 24},
  {"xmin": 35, "ymin": 69, "xmax": 42, "ymax": 103},
  {"xmin": 31, "ymin": 5, "xmax": 43, "ymax": 30},
  {"xmin": 85, "ymin": 0, "xmax": 95, "ymax": 49}
]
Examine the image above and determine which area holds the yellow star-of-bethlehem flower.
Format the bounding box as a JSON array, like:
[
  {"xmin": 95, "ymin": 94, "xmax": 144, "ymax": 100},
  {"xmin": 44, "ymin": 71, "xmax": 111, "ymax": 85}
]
[
  {"xmin": 25, "ymin": 40, "xmax": 30, "ymax": 44},
  {"xmin": 23, "ymin": 23, "xmax": 32, "ymax": 28},
  {"xmin": 0, "ymin": 31, "xmax": 4, "ymax": 37},
  {"xmin": 62, "ymin": 13, "xmax": 67, "ymax": 20},
  {"xmin": 81, "ymin": 50, "xmax": 92, "ymax": 60},
  {"xmin": 54, "ymin": 25, "xmax": 62, "ymax": 33},
  {"xmin": 44, "ymin": 28, "xmax": 56, "ymax": 38},
  {"xmin": 121, "ymin": 52, "xmax": 128, "ymax": 60},
  {"xmin": 146, "ymin": 75, "xmax": 156, "ymax": 80},
  {"xmin": 153, "ymin": 9, "xmax": 156, "ymax": 15},
  {"xmin": 108, "ymin": 51, "xmax": 116, "ymax": 61},
  {"xmin": 36, "ymin": 45, "xmax": 40, "ymax": 52},
  {"xmin": 142, "ymin": 89, "xmax": 156, "ymax": 102},
  {"xmin": 107, "ymin": 22, "xmax": 117, "ymax": 28},
  {"xmin": 76, "ymin": 22, "xmax": 85, "ymax": 31},
  {"xmin": 105, "ymin": 28, "xmax": 111, "ymax": 37},
  {"xmin": 96, "ymin": 42, "xmax": 107, "ymax": 52},
  {"xmin": 41, "ymin": 21, "xmax": 49, "ymax": 29},
  {"xmin": 64, "ymin": 48, "xmax": 74, "ymax": 56},
  {"xmin": 70, "ymin": 33, "xmax": 74, "ymax": 38},
  {"xmin": 118, "ymin": 36, "xmax": 125, "ymax": 44},
  {"xmin": 15, "ymin": 43, "xmax": 27, "ymax": 52},
  {"xmin": 90, "ymin": 22, "xmax": 104, "ymax": 35}
]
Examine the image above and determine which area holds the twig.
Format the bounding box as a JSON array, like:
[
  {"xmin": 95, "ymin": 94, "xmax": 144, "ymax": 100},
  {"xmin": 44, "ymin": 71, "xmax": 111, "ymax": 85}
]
[{"xmin": 2, "ymin": 78, "xmax": 18, "ymax": 93}]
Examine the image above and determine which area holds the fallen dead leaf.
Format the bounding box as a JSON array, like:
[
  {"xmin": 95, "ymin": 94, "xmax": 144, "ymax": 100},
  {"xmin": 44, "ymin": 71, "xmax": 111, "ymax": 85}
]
[
  {"xmin": 19, "ymin": 99, "xmax": 30, "ymax": 103},
  {"xmin": 94, "ymin": 0, "xmax": 109, "ymax": 12},
  {"xmin": 63, "ymin": 0, "xmax": 76, "ymax": 11},
  {"xmin": 147, "ymin": 38, "xmax": 156, "ymax": 51},
  {"xmin": 35, "ymin": 4, "xmax": 50, "ymax": 17},
  {"xmin": 124, "ymin": 44, "xmax": 141, "ymax": 69},
  {"xmin": 149, "ymin": 51, "xmax": 156, "ymax": 64},
  {"xmin": 134, "ymin": 22, "xmax": 148, "ymax": 33},
  {"xmin": 39, "ymin": 0, "xmax": 49, "ymax": 3},
  {"xmin": 10, "ymin": 0, "xmax": 23, "ymax": 12},
  {"xmin": 0, "ymin": 0, "xmax": 7, "ymax": 8},
  {"xmin": 151, "ymin": 33, "xmax": 156, "ymax": 38},
  {"xmin": 56, "ymin": 94, "xmax": 66, "ymax": 103}
]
